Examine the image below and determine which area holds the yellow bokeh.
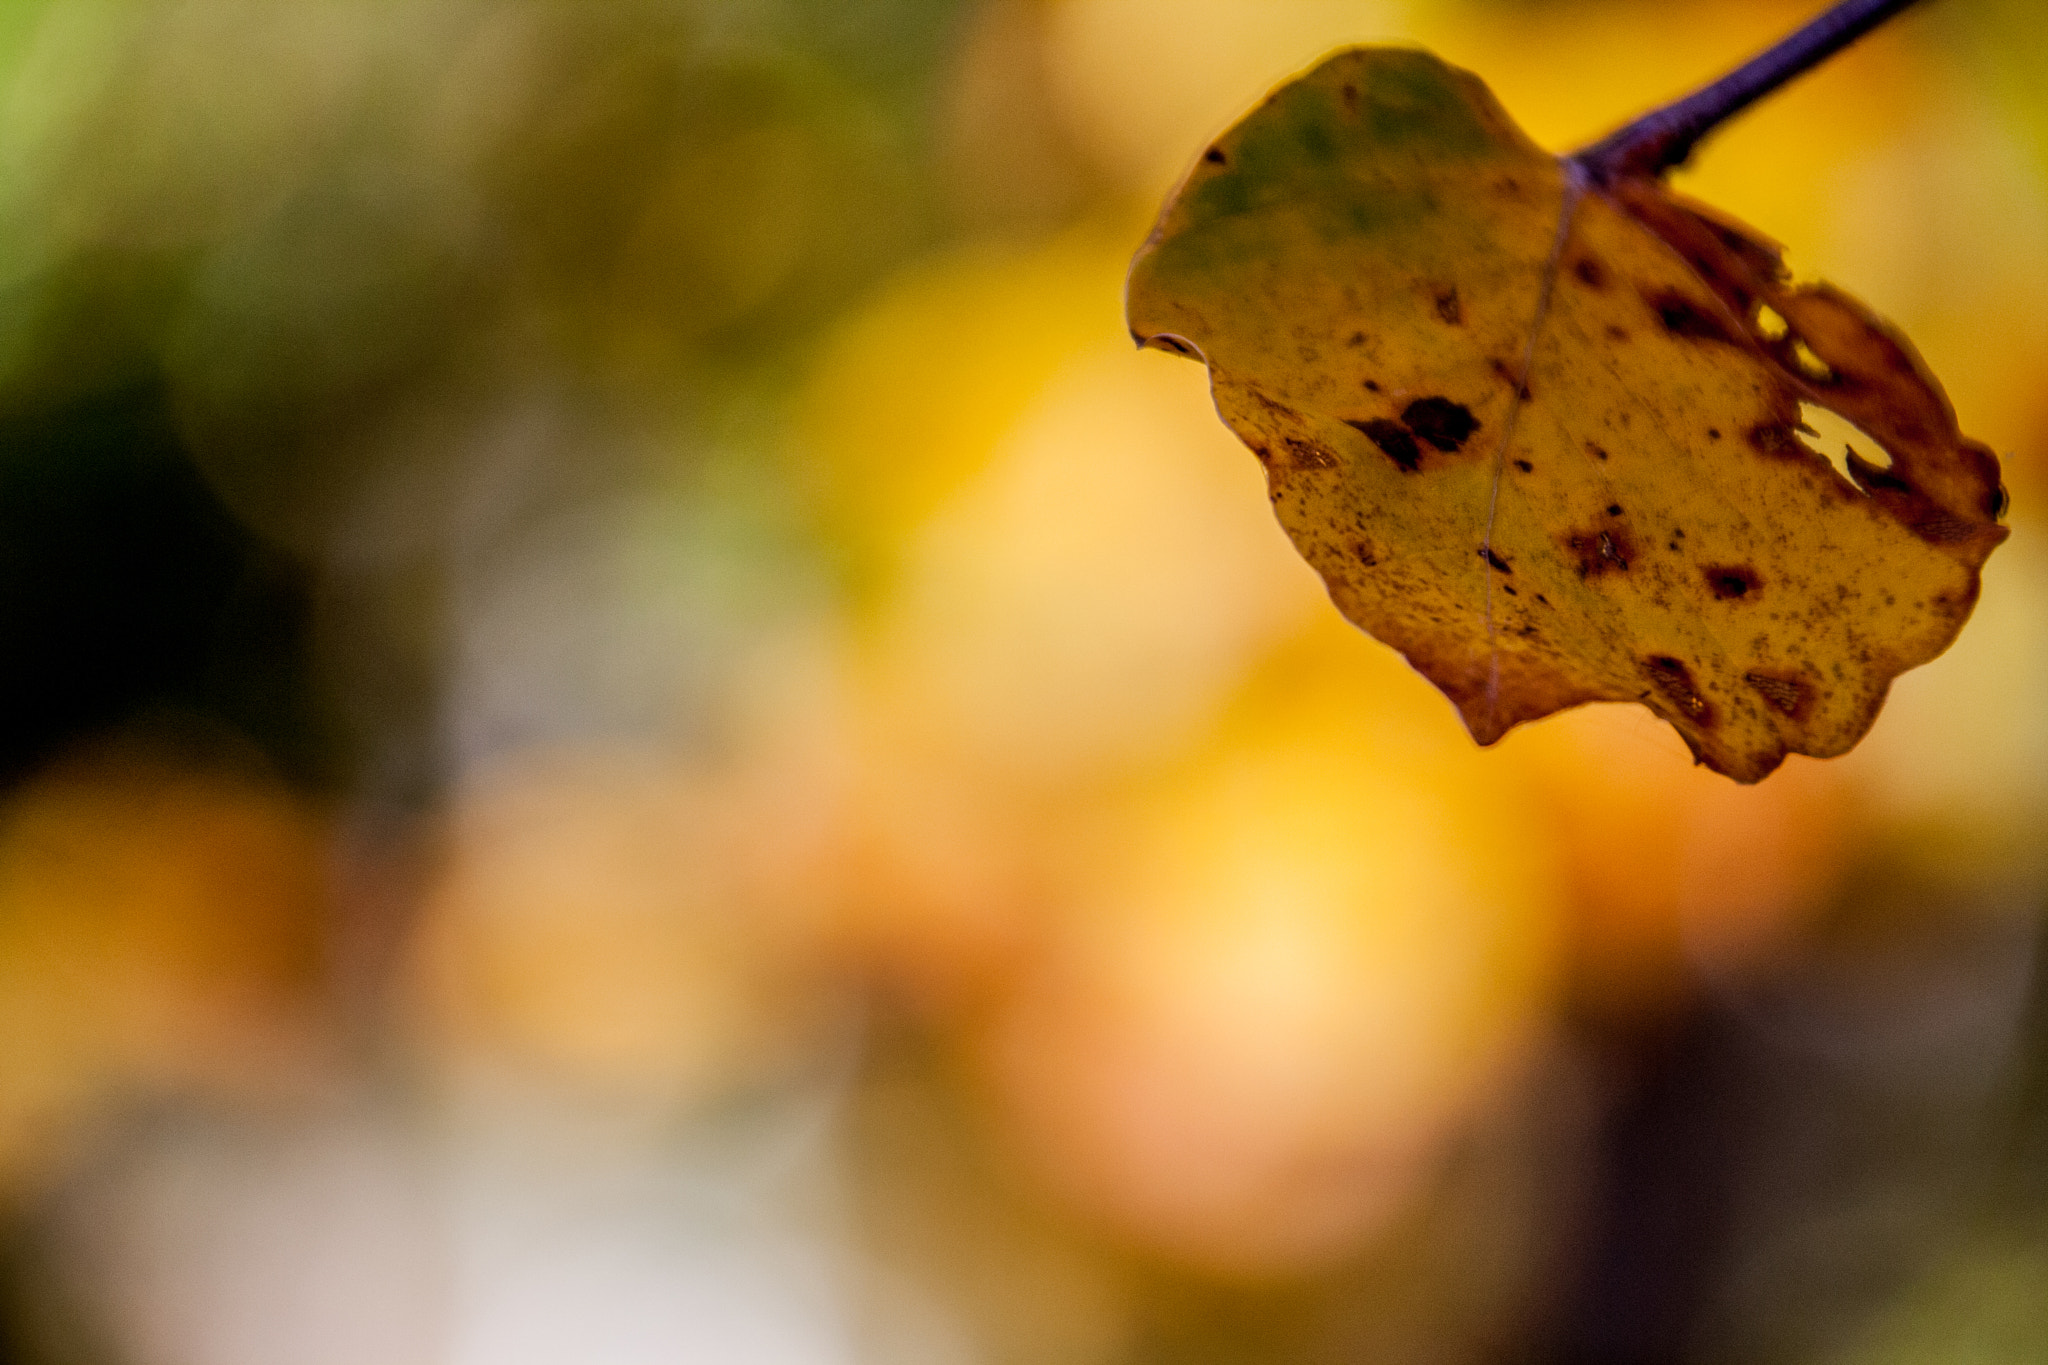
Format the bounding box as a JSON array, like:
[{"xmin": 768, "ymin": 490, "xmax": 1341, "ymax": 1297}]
[{"xmin": 980, "ymin": 623, "xmax": 1563, "ymax": 1272}]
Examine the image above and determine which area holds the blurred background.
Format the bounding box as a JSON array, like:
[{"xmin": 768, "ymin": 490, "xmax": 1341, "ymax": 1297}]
[{"xmin": 0, "ymin": 0, "xmax": 2043, "ymax": 1361}]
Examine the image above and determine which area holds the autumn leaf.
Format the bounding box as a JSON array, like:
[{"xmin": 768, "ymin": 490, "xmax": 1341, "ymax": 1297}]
[{"xmin": 1126, "ymin": 45, "xmax": 2007, "ymax": 783}]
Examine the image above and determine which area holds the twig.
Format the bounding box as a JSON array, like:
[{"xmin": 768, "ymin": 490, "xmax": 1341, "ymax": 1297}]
[{"xmin": 1571, "ymin": 0, "xmax": 1924, "ymax": 183}]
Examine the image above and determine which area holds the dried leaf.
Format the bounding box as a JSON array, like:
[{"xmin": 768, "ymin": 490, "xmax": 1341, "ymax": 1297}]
[{"xmin": 1127, "ymin": 48, "xmax": 2007, "ymax": 782}]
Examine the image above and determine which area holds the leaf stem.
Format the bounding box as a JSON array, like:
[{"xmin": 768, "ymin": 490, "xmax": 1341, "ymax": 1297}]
[{"xmin": 1570, "ymin": 0, "xmax": 1924, "ymax": 183}]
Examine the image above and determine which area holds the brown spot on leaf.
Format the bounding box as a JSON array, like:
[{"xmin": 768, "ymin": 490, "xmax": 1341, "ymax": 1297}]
[
  {"xmin": 1434, "ymin": 288, "xmax": 1462, "ymax": 325},
  {"xmin": 1708, "ymin": 428, "xmax": 1722, "ymax": 440},
  {"xmin": 1910, "ymin": 511, "xmax": 1977, "ymax": 544},
  {"xmin": 1586, "ymin": 441, "xmax": 1609, "ymax": 461},
  {"xmin": 1704, "ymin": 565, "xmax": 1760, "ymax": 599},
  {"xmin": 1363, "ymin": 379, "xmax": 1380, "ymax": 392},
  {"xmin": 1564, "ymin": 523, "xmax": 1635, "ymax": 578},
  {"xmin": 1746, "ymin": 422, "xmax": 1800, "ymax": 457},
  {"xmin": 1204, "ymin": 146, "xmax": 1227, "ymax": 165},
  {"xmin": 1249, "ymin": 388, "xmax": 1293, "ymax": 415},
  {"xmin": 1490, "ymin": 358, "xmax": 1531, "ymax": 399},
  {"xmin": 1479, "ymin": 546, "xmax": 1511, "ymax": 574},
  {"xmin": 1745, "ymin": 671, "xmax": 1810, "ymax": 721},
  {"xmin": 1644, "ymin": 655, "xmax": 1716, "ymax": 726},
  {"xmin": 1574, "ymin": 258, "xmax": 1608, "ymax": 289},
  {"xmin": 1514, "ymin": 459, "xmax": 1533, "ymax": 473},
  {"xmin": 1282, "ymin": 436, "xmax": 1338, "ymax": 470},
  {"xmin": 1606, "ymin": 325, "xmax": 1630, "ymax": 342},
  {"xmin": 1605, "ymin": 504, "xmax": 1622, "ymax": 516},
  {"xmin": 1402, "ymin": 397, "xmax": 1480, "ymax": 452},
  {"xmin": 1349, "ymin": 418, "xmax": 1421, "ymax": 472},
  {"xmin": 1350, "ymin": 540, "xmax": 1379, "ymax": 567},
  {"xmin": 1346, "ymin": 331, "xmax": 1365, "ymax": 347},
  {"xmin": 1646, "ymin": 288, "xmax": 1737, "ymax": 345}
]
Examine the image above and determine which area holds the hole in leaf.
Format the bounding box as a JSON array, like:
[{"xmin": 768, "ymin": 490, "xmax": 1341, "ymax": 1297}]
[
  {"xmin": 1755, "ymin": 306, "xmax": 1789, "ymax": 341},
  {"xmin": 1798, "ymin": 403, "xmax": 1893, "ymax": 490},
  {"xmin": 1789, "ymin": 338, "xmax": 1834, "ymax": 384}
]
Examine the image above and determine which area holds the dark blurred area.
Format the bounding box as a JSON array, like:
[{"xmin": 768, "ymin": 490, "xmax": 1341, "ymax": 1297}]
[
  {"xmin": 0, "ymin": 1, "xmax": 2043, "ymax": 1362},
  {"xmin": 0, "ymin": 372, "xmax": 317, "ymax": 787}
]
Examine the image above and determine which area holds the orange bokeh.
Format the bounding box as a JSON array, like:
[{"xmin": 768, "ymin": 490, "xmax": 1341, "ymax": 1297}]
[{"xmin": 0, "ymin": 741, "xmax": 329, "ymax": 1192}]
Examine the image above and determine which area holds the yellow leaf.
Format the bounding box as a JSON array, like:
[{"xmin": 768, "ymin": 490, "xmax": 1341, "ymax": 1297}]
[{"xmin": 1127, "ymin": 48, "xmax": 2007, "ymax": 782}]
